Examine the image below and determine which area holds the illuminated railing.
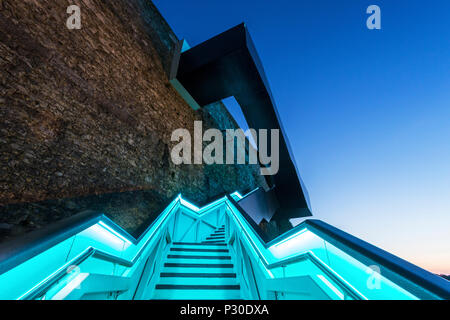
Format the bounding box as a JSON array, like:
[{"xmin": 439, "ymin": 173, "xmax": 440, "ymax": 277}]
[
  {"xmin": 225, "ymin": 195, "xmax": 449, "ymax": 300},
  {"xmin": 0, "ymin": 196, "xmax": 181, "ymax": 300},
  {"xmin": 0, "ymin": 191, "xmax": 448, "ymax": 300},
  {"xmin": 224, "ymin": 197, "xmax": 366, "ymax": 300}
]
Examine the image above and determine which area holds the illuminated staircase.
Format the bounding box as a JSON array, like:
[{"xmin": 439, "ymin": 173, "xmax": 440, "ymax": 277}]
[
  {"xmin": 0, "ymin": 192, "xmax": 448, "ymax": 300},
  {"xmin": 202, "ymin": 226, "xmax": 226, "ymax": 244},
  {"xmin": 153, "ymin": 226, "xmax": 241, "ymax": 299}
]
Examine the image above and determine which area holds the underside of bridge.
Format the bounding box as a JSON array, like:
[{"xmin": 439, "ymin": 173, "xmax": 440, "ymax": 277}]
[{"xmin": 173, "ymin": 24, "xmax": 312, "ymax": 226}]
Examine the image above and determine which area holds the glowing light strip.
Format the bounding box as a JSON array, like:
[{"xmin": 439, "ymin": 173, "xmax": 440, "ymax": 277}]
[
  {"xmin": 124, "ymin": 198, "xmax": 180, "ymax": 262},
  {"xmin": 317, "ymin": 274, "xmax": 344, "ymax": 300},
  {"xmin": 232, "ymin": 188, "xmax": 260, "ymax": 200},
  {"xmin": 195, "ymin": 197, "xmax": 227, "ymax": 213},
  {"xmin": 179, "ymin": 196, "xmax": 228, "ymax": 217},
  {"xmin": 51, "ymin": 273, "xmax": 89, "ymax": 300},
  {"xmin": 95, "ymin": 196, "xmax": 181, "ymax": 263},
  {"xmin": 270, "ymin": 228, "xmax": 308, "ymax": 248},
  {"xmin": 18, "ymin": 197, "xmax": 182, "ymax": 300},
  {"xmin": 18, "ymin": 248, "xmax": 92, "ymax": 300},
  {"xmin": 225, "ymin": 203, "xmax": 270, "ymax": 265},
  {"xmin": 224, "ymin": 203, "xmax": 275, "ymax": 278},
  {"xmin": 98, "ymin": 221, "xmax": 132, "ymax": 244},
  {"xmin": 224, "ymin": 201, "xmax": 368, "ymax": 297},
  {"xmin": 308, "ymin": 251, "xmax": 367, "ymax": 300},
  {"xmin": 179, "ymin": 197, "xmax": 201, "ymax": 212},
  {"xmin": 230, "ymin": 191, "xmax": 244, "ymax": 200},
  {"xmin": 178, "ymin": 195, "xmax": 275, "ymax": 279},
  {"xmin": 223, "ymin": 199, "xmax": 366, "ymax": 300}
]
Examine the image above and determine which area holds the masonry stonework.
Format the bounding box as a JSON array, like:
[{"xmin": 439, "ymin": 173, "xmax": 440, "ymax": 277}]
[{"xmin": 0, "ymin": 0, "xmax": 266, "ymax": 241}]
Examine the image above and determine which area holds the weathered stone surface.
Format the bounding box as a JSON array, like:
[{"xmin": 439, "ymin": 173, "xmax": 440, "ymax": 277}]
[{"xmin": 0, "ymin": 0, "xmax": 266, "ymax": 242}]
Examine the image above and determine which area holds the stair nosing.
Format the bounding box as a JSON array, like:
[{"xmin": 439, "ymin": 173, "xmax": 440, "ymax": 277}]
[
  {"xmin": 160, "ymin": 273, "xmax": 237, "ymax": 278},
  {"xmin": 201, "ymin": 243, "xmax": 226, "ymax": 245},
  {"xmin": 156, "ymin": 284, "xmax": 240, "ymax": 290},
  {"xmin": 172, "ymin": 242, "xmax": 226, "ymax": 246},
  {"xmin": 167, "ymin": 255, "xmax": 231, "ymax": 260},
  {"xmin": 170, "ymin": 248, "xmax": 228, "ymax": 252},
  {"xmin": 164, "ymin": 263, "xmax": 233, "ymax": 268},
  {"xmin": 205, "ymin": 241, "xmax": 225, "ymax": 243}
]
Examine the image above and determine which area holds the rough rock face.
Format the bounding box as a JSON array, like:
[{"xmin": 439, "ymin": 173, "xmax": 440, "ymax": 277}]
[{"xmin": 0, "ymin": 0, "xmax": 266, "ymax": 241}]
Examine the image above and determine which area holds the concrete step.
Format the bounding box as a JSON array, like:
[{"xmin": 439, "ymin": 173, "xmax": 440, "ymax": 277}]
[
  {"xmin": 167, "ymin": 250, "xmax": 230, "ymax": 258},
  {"xmin": 164, "ymin": 263, "xmax": 234, "ymax": 268},
  {"xmin": 156, "ymin": 284, "xmax": 240, "ymax": 290},
  {"xmin": 160, "ymin": 272, "xmax": 237, "ymax": 278},
  {"xmin": 168, "ymin": 254, "xmax": 231, "ymax": 260},
  {"xmin": 161, "ymin": 265, "xmax": 234, "ymax": 274},
  {"xmin": 157, "ymin": 276, "xmax": 238, "ymax": 286},
  {"xmin": 170, "ymin": 247, "xmax": 228, "ymax": 253},
  {"xmin": 166, "ymin": 257, "xmax": 231, "ymax": 264},
  {"xmin": 172, "ymin": 242, "xmax": 226, "ymax": 247},
  {"xmin": 152, "ymin": 288, "xmax": 241, "ymax": 300}
]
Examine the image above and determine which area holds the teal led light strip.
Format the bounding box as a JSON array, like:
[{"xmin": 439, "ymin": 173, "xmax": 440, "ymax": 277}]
[
  {"xmin": 224, "ymin": 201, "xmax": 367, "ymax": 299},
  {"xmin": 18, "ymin": 248, "xmax": 95, "ymax": 300}
]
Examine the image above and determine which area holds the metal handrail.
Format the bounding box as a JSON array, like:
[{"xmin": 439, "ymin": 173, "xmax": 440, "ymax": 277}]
[
  {"xmin": 0, "ymin": 195, "xmax": 182, "ymax": 277},
  {"xmin": 18, "ymin": 199, "xmax": 181, "ymax": 300},
  {"xmin": 23, "ymin": 248, "xmax": 95, "ymax": 300},
  {"xmin": 224, "ymin": 201, "xmax": 366, "ymax": 300},
  {"xmin": 227, "ymin": 196, "xmax": 450, "ymax": 300},
  {"xmin": 305, "ymin": 219, "xmax": 450, "ymax": 300}
]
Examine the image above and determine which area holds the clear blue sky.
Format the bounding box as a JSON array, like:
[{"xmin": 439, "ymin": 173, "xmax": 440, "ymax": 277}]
[{"xmin": 154, "ymin": 0, "xmax": 450, "ymax": 274}]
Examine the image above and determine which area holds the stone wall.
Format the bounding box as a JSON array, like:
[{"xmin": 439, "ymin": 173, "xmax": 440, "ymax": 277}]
[{"xmin": 0, "ymin": 0, "xmax": 265, "ymax": 241}]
